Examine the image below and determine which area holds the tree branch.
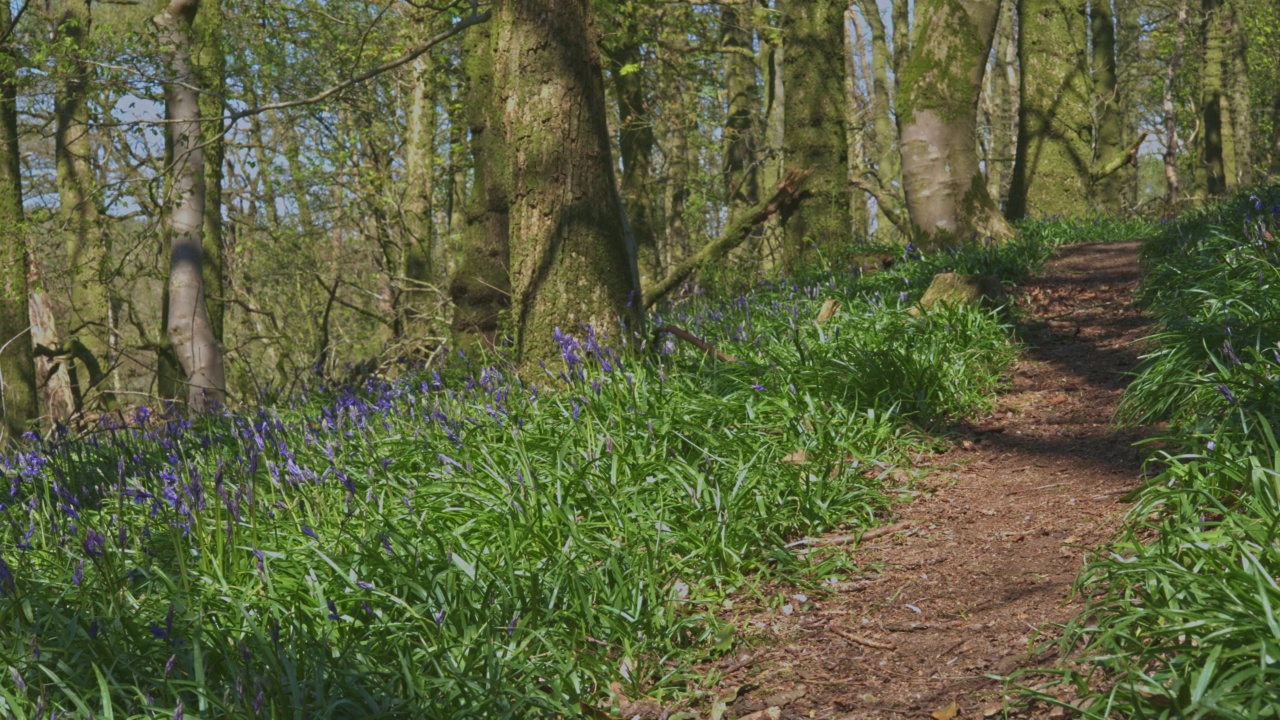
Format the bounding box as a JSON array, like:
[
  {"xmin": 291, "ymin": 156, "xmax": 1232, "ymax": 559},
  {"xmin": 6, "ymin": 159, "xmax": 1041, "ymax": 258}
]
[
  {"xmin": 228, "ymin": 10, "xmax": 490, "ymax": 124},
  {"xmin": 643, "ymin": 169, "xmax": 810, "ymax": 308},
  {"xmin": 1092, "ymin": 131, "xmax": 1149, "ymax": 181}
]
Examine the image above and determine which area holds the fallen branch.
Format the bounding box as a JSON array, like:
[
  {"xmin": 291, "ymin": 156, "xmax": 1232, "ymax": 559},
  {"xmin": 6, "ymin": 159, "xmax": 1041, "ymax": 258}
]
[
  {"xmin": 786, "ymin": 520, "xmax": 914, "ymax": 550},
  {"xmin": 831, "ymin": 626, "xmax": 896, "ymax": 651},
  {"xmin": 654, "ymin": 324, "xmax": 738, "ymax": 363},
  {"xmin": 643, "ymin": 169, "xmax": 811, "ymax": 308},
  {"xmin": 1092, "ymin": 132, "xmax": 1149, "ymax": 181}
]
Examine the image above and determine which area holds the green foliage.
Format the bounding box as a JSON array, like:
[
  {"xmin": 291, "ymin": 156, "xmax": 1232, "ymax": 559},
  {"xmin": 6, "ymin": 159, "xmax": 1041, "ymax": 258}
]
[
  {"xmin": 0, "ymin": 239, "xmax": 1048, "ymax": 718},
  {"xmin": 1024, "ymin": 186, "xmax": 1280, "ymax": 717}
]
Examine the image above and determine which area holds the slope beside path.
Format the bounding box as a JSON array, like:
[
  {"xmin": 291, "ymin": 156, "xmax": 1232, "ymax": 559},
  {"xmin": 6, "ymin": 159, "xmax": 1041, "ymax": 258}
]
[{"xmin": 708, "ymin": 241, "xmax": 1152, "ymax": 720}]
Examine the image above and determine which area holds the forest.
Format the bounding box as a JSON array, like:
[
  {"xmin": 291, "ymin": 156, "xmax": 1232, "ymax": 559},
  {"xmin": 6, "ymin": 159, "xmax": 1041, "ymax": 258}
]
[{"xmin": 0, "ymin": 0, "xmax": 1278, "ymax": 717}]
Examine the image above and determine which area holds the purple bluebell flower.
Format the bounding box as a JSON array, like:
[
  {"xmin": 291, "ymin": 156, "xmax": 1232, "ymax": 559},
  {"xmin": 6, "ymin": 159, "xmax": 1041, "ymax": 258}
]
[
  {"xmin": 1207, "ymin": 440, "xmax": 1217, "ymax": 451},
  {"xmin": 302, "ymin": 525, "xmax": 318, "ymax": 540},
  {"xmin": 434, "ymin": 608, "xmax": 446, "ymax": 627},
  {"xmin": 1216, "ymin": 384, "xmax": 1237, "ymax": 404},
  {"xmin": 82, "ymin": 529, "xmax": 105, "ymax": 558},
  {"xmin": 72, "ymin": 561, "xmax": 84, "ymax": 586},
  {"xmin": 751, "ymin": 384, "xmax": 765, "ymax": 392},
  {"xmin": 327, "ymin": 598, "xmax": 340, "ymax": 620}
]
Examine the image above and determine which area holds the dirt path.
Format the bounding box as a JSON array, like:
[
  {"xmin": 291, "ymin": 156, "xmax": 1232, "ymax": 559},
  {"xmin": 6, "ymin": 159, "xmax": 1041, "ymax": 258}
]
[{"xmin": 710, "ymin": 242, "xmax": 1152, "ymax": 720}]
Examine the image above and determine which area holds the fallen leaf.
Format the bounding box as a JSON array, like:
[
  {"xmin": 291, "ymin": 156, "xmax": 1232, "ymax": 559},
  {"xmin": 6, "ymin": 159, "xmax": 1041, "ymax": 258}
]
[
  {"xmin": 816, "ymin": 298, "xmax": 841, "ymax": 322},
  {"xmin": 931, "ymin": 701, "xmax": 960, "ymax": 720},
  {"xmin": 781, "ymin": 450, "xmax": 808, "ymax": 465}
]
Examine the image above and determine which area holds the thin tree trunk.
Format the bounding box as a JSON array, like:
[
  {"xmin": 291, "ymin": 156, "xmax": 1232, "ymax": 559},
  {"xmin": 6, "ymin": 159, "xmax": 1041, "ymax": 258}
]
[
  {"xmin": 1225, "ymin": 0, "xmax": 1251, "ymax": 186},
  {"xmin": 780, "ymin": 0, "xmax": 852, "ymax": 265},
  {"xmin": 985, "ymin": 0, "xmax": 1017, "ymax": 208},
  {"xmin": 661, "ymin": 16, "xmax": 693, "ymax": 270},
  {"xmin": 194, "ymin": 0, "xmax": 225, "ymax": 342},
  {"xmin": 892, "ymin": 0, "xmax": 910, "ymax": 92},
  {"xmin": 1091, "ymin": 0, "xmax": 1126, "ymax": 212},
  {"xmin": 0, "ymin": 2, "xmax": 36, "ymax": 441},
  {"xmin": 1198, "ymin": 0, "xmax": 1227, "ymax": 197},
  {"xmin": 156, "ymin": 0, "xmax": 226, "ymax": 411},
  {"xmin": 1116, "ymin": 0, "xmax": 1141, "ymax": 207},
  {"xmin": 897, "ymin": 0, "xmax": 1011, "ymax": 246},
  {"xmin": 54, "ymin": 0, "xmax": 111, "ymax": 409},
  {"xmin": 605, "ymin": 38, "xmax": 660, "ymax": 286},
  {"xmin": 404, "ymin": 53, "xmax": 439, "ymax": 339},
  {"xmin": 1007, "ymin": 0, "xmax": 1092, "ymax": 219},
  {"xmin": 760, "ymin": 1, "xmax": 786, "ymax": 269},
  {"xmin": 494, "ymin": 0, "xmax": 639, "ymax": 366},
  {"xmin": 844, "ymin": 5, "xmax": 870, "ymax": 240},
  {"xmin": 1163, "ymin": 0, "xmax": 1190, "ymax": 211},
  {"xmin": 450, "ymin": 22, "xmax": 510, "ymax": 349},
  {"xmin": 722, "ymin": 1, "xmax": 760, "ymax": 224},
  {"xmin": 855, "ymin": 0, "xmax": 903, "ymax": 237}
]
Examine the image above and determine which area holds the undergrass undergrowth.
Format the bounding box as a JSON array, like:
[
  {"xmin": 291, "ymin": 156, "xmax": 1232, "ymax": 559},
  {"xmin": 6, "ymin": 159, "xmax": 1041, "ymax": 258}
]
[
  {"xmin": 0, "ymin": 237, "xmax": 1056, "ymax": 718},
  {"xmin": 1032, "ymin": 186, "xmax": 1280, "ymax": 718}
]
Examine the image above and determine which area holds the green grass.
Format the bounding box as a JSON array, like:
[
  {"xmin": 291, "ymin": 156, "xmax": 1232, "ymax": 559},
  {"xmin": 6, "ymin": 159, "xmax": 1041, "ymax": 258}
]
[
  {"xmin": 1022, "ymin": 186, "xmax": 1280, "ymax": 718},
  {"xmin": 0, "ymin": 235, "xmax": 1064, "ymax": 718}
]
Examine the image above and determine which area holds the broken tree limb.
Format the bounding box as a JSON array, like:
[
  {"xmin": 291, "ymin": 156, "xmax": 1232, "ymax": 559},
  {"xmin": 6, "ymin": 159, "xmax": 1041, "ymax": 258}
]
[
  {"xmin": 654, "ymin": 324, "xmax": 738, "ymax": 363},
  {"xmin": 642, "ymin": 169, "xmax": 811, "ymax": 308},
  {"xmin": 1092, "ymin": 131, "xmax": 1149, "ymax": 181}
]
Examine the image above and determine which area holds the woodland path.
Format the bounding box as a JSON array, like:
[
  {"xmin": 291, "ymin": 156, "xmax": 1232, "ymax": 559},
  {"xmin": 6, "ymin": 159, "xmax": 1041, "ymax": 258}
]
[{"xmin": 707, "ymin": 241, "xmax": 1153, "ymax": 720}]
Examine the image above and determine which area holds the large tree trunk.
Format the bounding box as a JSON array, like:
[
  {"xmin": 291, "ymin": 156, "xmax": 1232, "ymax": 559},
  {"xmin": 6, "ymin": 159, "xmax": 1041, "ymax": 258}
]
[
  {"xmin": 896, "ymin": 0, "xmax": 1011, "ymax": 246},
  {"xmin": 1091, "ymin": 0, "xmax": 1126, "ymax": 212},
  {"xmin": 54, "ymin": 0, "xmax": 112, "ymax": 410},
  {"xmin": 1007, "ymin": 0, "xmax": 1092, "ymax": 219},
  {"xmin": 1198, "ymin": 0, "xmax": 1227, "ymax": 197},
  {"xmin": 604, "ymin": 37, "xmax": 660, "ymax": 287},
  {"xmin": 156, "ymin": 0, "xmax": 226, "ymax": 411},
  {"xmin": 450, "ymin": 23, "xmax": 510, "ymax": 350},
  {"xmin": 780, "ymin": 0, "xmax": 852, "ymax": 265},
  {"xmin": 494, "ymin": 0, "xmax": 639, "ymax": 366},
  {"xmin": 0, "ymin": 3, "xmax": 36, "ymax": 442}
]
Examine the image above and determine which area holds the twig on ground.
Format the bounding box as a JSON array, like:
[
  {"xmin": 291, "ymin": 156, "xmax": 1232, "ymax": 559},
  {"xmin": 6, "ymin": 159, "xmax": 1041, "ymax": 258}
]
[
  {"xmin": 831, "ymin": 626, "xmax": 896, "ymax": 651},
  {"xmin": 654, "ymin": 324, "xmax": 738, "ymax": 363},
  {"xmin": 787, "ymin": 520, "xmax": 914, "ymax": 550}
]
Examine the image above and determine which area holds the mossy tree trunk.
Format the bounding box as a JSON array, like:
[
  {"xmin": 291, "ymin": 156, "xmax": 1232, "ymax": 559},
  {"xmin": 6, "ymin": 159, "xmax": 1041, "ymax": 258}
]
[
  {"xmin": 156, "ymin": 0, "xmax": 226, "ymax": 411},
  {"xmin": 194, "ymin": 0, "xmax": 224, "ymax": 342},
  {"xmin": 1091, "ymin": 0, "xmax": 1126, "ymax": 212},
  {"xmin": 1115, "ymin": 0, "xmax": 1142, "ymax": 208},
  {"xmin": 54, "ymin": 0, "xmax": 112, "ymax": 410},
  {"xmin": 1007, "ymin": 0, "xmax": 1092, "ymax": 219},
  {"xmin": 759, "ymin": 0, "xmax": 786, "ymax": 269},
  {"xmin": 0, "ymin": 2, "xmax": 36, "ymax": 442},
  {"xmin": 780, "ymin": 0, "xmax": 851, "ymax": 265},
  {"xmin": 896, "ymin": 0, "xmax": 1011, "ymax": 247},
  {"xmin": 1198, "ymin": 0, "xmax": 1227, "ymax": 197},
  {"xmin": 449, "ymin": 23, "xmax": 510, "ymax": 351},
  {"xmin": 892, "ymin": 0, "xmax": 910, "ymax": 92},
  {"xmin": 1225, "ymin": 0, "xmax": 1251, "ymax": 187},
  {"xmin": 855, "ymin": 0, "xmax": 904, "ymax": 237},
  {"xmin": 660, "ymin": 13, "xmax": 693, "ymax": 270},
  {"xmin": 493, "ymin": 0, "xmax": 639, "ymax": 366},
  {"xmin": 604, "ymin": 36, "xmax": 660, "ymax": 287},
  {"xmin": 722, "ymin": 2, "xmax": 760, "ymax": 225},
  {"xmin": 1163, "ymin": 0, "xmax": 1190, "ymax": 211},
  {"xmin": 403, "ymin": 50, "xmax": 441, "ymax": 341}
]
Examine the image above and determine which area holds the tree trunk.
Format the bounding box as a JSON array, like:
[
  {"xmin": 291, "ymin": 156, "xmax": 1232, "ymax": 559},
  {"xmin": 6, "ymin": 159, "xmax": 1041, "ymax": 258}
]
[
  {"xmin": 54, "ymin": 0, "xmax": 112, "ymax": 410},
  {"xmin": 156, "ymin": 0, "xmax": 226, "ymax": 411},
  {"xmin": 722, "ymin": 2, "xmax": 760, "ymax": 224},
  {"xmin": 892, "ymin": 0, "xmax": 910, "ymax": 92},
  {"xmin": 450, "ymin": 22, "xmax": 510, "ymax": 349},
  {"xmin": 404, "ymin": 52, "xmax": 440, "ymax": 339},
  {"xmin": 1091, "ymin": 0, "xmax": 1126, "ymax": 212},
  {"xmin": 661, "ymin": 17, "xmax": 693, "ymax": 270},
  {"xmin": 1007, "ymin": 0, "xmax": 1092, "ymax": 219},
  {"xmin": 855, "ymin": 0, "xmax": 903, "ymax": 237},
  {"xmin": 0, "ymin": 4, "xmax": 36, "ymax": 442},
  {"xmin": 194, "ymin": 0, "xmax": 225, "ymax": 342},
  {"xmin": 1225, "ymin": 0, "xmax": 1251, "ymax": 187},
  {"xmin": 780, "ymin": 0, "xmax": 852, "ymax": 264},
  {"xmin": 604, "ymin": 38, "xmax": 660, "ymax": 287},
  {"xmin": 760, "ymin": 1, "xmax": 786, "ymax": 269},
  {"xmin": 494, "ymin": 0, "xmax": 639, "ymax": 366},
  {"xmin": 1163, "ymin": 0, "xmax": 1190, "ymax": 211},
  {"xmin": 843, "ymin": 6, "xmax": 870, "ymax": 240},
  {"xmin": 896, "ymin": 0, "xmax": 1011, "ymax": 246},
  {"xmin": 1198, "ymin": 0, "xmax": 1227, "ymax": 197},
  {"xmin": 982, "ymin": 0, "xmax": 1018, "ymax": 208},
  {"xmin": 1115, "ymin": 0, "xmax": 1141, "ymax": 207}
]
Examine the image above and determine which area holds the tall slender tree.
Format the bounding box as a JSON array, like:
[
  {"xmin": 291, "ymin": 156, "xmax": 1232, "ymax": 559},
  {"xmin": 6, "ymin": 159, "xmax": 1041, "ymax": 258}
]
[
  {"xmin": 156, "ymin": 0, "xmax": 226, "ymax": 410},
  {"xmin": 722, "ymin": 1, "xmax": 760, "ymax": 225},
  {"xmin": 1198, "ymin": 0, "xmax": 1228, "ymax": 197},
  {"xmin": 194, "ymin": 0, "xmax": 225, "ymax": 341},
  {"xmin": 0, "ymin": 1, "xmax": 37, "ymax": 442},
  {"xmin": 1092, "ymin": 0, "xmax": 1127, "ymax": 212},
  {"xmin": 493, "ymin": 0, "xmax": 639, "ymax": 365},
  {"xmin": 897, "ymin": 0, "xmax": 1011, "ymax": 246},
  {"xmin": 780, "ymin": 0, "xmax": 851, "ymax": 263}
]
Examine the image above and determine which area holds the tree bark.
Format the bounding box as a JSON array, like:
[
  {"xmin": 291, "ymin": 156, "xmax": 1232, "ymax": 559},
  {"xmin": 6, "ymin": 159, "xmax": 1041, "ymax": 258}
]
[
  {"xmin": 0, "ymin": 1, "xmax": 36, "ymax": 442},
  {"xmin": 892, "ymin": 0, "xmax": 910, "ymax": 93},
  {"xmin": 856, "ymin": 0, "xmax": 903, "ymax": 237},
  {"xmin": 404, "ymin": 51, "xmax": 440, "ymax": 339},
  {"xmin": 53, "ymin": 0, "xmax": 112, "ymax": 409},
  {"xmin": 760, "ymin": 0, "xmax": 786, "ymax": 269},
  {"xmin": 1225, "ymin": 0, "xmax": 1251, "ymax": 187},
  {"xmin": 1007, "ymin": 0, "xmax": 1092, "ymax": 219},
  {"xmin": 780, "ymin": 0, "xmax": 851, "ymax": 264},
  {"xmin": 1091, "ymin": 0, "xmax": 1125, "ymax": 212},
  {"xmin": 450, "ymin": 22, "xmax": 511, "ymax": 350},
  {"xmin": 722, "ymin": 1, "xmax": 760, "ymax": 225},
  {"xmin": 843, "ymin": 6, "xmax": 870, "ymax": 239},
  {"xmin": 896, "ymin": 0, "xmax": 1011, "ymax": 247},
  {"xmin": 604, "ymin": 35, "xmax": 660, "ymax": 286},
  {"xmin": 494, "ymin": 0, "xmax": 639, "ymax": 366},
  {"xmin": 1115, "ymin": 0, "xmax": 1142, "ymax": 208},
  {"xmin": 985, "ymin": 0, "xmax": 1018, "ymax": 208},
  {"xmin": 156, "ymin": 0, "xmax": 226, "ymax": 411},
  {"xmin": 194, "ymin": 0, "xmax": 225, "ymax": 342},
  {"xmin": 1163, "ymin": 0, "xmax": 1190, "ymax": 211},
  {"xmin": 1198, "ymin": 0, "xmax": 1227, "ymax": 197}
]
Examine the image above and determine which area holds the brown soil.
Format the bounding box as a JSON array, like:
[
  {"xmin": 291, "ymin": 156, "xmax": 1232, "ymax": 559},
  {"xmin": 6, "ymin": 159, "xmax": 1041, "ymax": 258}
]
[{"xmin": 698, "ymin": 242, "xmax": 1153, "ymax": 720}]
